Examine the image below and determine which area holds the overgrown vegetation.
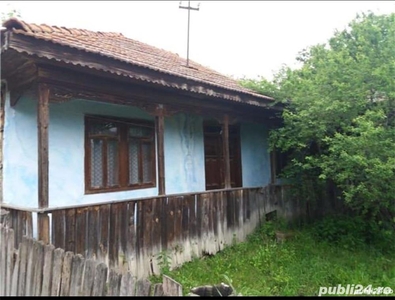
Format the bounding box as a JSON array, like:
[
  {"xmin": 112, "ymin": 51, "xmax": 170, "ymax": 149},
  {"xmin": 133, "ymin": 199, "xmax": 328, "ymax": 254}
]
[
  {"xmin": 152, "ymin": 219, "xmax": 395, "ymax": 296},
  {"xmin": 241, "ymin": 11, "xmax": 395, "ymax": 235}
]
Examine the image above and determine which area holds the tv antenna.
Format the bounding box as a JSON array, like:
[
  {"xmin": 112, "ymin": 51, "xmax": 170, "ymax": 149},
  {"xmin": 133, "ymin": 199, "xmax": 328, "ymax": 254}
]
[{"xmin": 179, "ymin": 1, "xmax": 200, "ymax": 67}]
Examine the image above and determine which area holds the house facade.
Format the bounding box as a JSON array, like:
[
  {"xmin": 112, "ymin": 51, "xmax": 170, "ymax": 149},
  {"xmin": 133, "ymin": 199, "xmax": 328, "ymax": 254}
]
[
  {"xmin": 0, "ymin": 18, "xmax": 287, "ymax": 277},
  {"xmin": 1, "ymin": 18, "xmax": 281, "ymax": 210}
]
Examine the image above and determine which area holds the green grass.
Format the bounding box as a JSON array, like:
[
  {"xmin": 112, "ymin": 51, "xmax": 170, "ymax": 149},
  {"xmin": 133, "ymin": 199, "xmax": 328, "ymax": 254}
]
[{"xmin": 151, "ymin": 219, "xmax": 395, "ymax": 296}]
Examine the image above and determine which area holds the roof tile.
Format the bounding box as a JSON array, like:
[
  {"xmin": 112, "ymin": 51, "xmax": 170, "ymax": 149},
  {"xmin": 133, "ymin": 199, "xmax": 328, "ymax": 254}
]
[{"xmin": 2, "ymin": 17, "xmax": 273, "ymax": 102}]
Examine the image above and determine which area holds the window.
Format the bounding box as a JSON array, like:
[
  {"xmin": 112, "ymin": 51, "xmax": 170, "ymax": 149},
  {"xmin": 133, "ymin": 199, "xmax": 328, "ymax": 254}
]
[
  {"xmin": 85, "ymin": 115, "xmax": 156, "ymax": 193},
  {"xmin": 270, "ymin": 148, "xmax": 290, "ymax": 183}
]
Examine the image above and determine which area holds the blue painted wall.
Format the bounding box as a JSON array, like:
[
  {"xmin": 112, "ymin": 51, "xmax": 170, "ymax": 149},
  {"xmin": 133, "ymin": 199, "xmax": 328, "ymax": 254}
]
[
  {"xmin": 3, "ymin": 92, "xmax": 271, "ymax": 208},
  {"xmin": 240, "ymin": 122, "xmax": 271, "ymax": 187},
  {"xmin": 164, "ymin": 113, "xmax": 205, "ymax": 194}
]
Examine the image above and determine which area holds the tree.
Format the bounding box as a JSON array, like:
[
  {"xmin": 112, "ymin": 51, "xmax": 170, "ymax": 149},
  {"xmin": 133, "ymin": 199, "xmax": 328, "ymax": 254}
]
[{"xmin": 241, "ymin": 12, "xmax": 395, "ymax": 230}]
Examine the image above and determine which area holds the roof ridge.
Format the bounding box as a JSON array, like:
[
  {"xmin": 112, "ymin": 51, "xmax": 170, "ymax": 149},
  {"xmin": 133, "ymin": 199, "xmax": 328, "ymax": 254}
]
[{"xmin": 2, "ymin": 17, "xmax": 124, "ymax": 37}]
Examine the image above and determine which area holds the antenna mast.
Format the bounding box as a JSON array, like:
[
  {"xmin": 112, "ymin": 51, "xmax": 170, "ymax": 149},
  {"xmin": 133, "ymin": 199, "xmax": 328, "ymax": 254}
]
[{"xmin": 179, "ymin": 1, "xmax": 200, "ymax": 67}]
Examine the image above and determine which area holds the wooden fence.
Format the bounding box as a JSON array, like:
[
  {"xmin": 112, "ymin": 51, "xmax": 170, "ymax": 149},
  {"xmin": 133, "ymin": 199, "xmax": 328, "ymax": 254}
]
[
  {"xmin": 0, "ymin": 224, "xmax": 183, "ymax": 296},
  {"xmin": 1, "ymin": 185, "xmax": 294, "ymax": 280}
]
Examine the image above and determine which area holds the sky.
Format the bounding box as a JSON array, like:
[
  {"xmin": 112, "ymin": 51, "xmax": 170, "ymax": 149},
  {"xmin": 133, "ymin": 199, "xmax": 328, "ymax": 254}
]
[{"xmin": 1, "ymin": 1, "xmax": 395, "ymax": 80}]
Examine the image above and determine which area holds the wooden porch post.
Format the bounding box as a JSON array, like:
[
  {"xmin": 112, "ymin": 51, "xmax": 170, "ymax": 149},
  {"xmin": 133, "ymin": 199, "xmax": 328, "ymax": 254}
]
[
  {"xmin": 155, "ymin": 104, "xmax": 166, "ymax": 195},
  {"xmin": 37, "ymin": 83, "xmax": 50, "ymax": 243},
  {"xmin": 222, "ymin": 114, "xmax": 231, "ymax": 189},
  {"xmin": 0, "ymin": 85, "xmax": 5, "ymax": 203}
]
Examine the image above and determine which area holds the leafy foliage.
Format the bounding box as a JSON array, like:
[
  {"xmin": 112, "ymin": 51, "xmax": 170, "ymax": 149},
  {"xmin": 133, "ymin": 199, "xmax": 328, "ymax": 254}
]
[
  {"xmin": 241, "ymin": 11, "xmax": 395, "ymax": 230},
  {"xmin": 151, "ymin": 221, "xmax": 395, "ymax": 296}
]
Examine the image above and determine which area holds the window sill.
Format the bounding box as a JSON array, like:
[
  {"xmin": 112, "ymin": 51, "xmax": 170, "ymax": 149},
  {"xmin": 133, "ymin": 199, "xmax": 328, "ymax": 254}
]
[{"xmin": 85, "ymin": 183, "xmax": 156, "ymax": 195}]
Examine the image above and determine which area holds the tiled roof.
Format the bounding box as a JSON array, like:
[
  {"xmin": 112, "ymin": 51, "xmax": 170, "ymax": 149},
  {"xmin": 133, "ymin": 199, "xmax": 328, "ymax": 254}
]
[{"xmin": 2, "ymin": 18, "xmax": 273, "ymax": 102}]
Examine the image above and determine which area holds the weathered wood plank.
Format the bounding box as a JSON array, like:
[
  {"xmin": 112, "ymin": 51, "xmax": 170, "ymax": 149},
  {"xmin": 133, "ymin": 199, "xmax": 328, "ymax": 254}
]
[
  {"xmin": 13, "ymin": 210, "xmax": 20, "ymax": 247},
  {"xmin": 17, "ymin": 236, "xmax": 29, "ymax": 295},
  {"xmin": 108, "ymin": 204, "xmax": 119, "ymax": 269},
  {"xmin": 38, "ymin": 213, "xmax": 50, "ymax": 245},
  {"xmin": 222, "ymin": 114, "xmax": 231, "ymax": 189},
  {"xmin": 150, "ymin": 198, "xmax": 162, "ymax": 275},
  {"xmin": 119, "ymin": 271, "xmax": 136, "ymax": 296},
  {"xmin": 32, "ymin": 241, "xmax": 45, "ymax": 296},
  {"xmin": 107, "ymin": 269, "xmax": 121, "ymax": 296},
  {"xmin": 166, "ymin": 197, "xmax": 176, "ymax": 249},
  {"xmin": 50, "ymin": 248, "xmax": 65, "ymax": 296},
  {"xmin": 135, "ymin": 278, "xmax": 151, "ymax": 296},
  {"xmin": 97, "ymin": 204, "xmax": 110, "ymax": 263},
  {"xmin": 5, "ymin": 228, "xmax": 13, "ymax": 296},
  {"xmin": 65, "ymin": 208, "xmax": 76, "ymax": 252},
  {"xmin": 22, "ymin": 237, "xmax": 34, "ymax": 296},
  {"xmin": 136, "ymin": 200, "xmax": 148, "ymax": 278},
  {"xmin": 59, "ymin": 251, "xmax": 73, "ymax": 296},
  {"xmin": 160, "ymin": 198, "xmax": 168, "ymax": 250},
  {"xmin": 52, "ymin": 210, "xmax": 65, "ymax": 249},
  {"xmin": 10, "ymin": 247, "xmax": 20, "ymax": 296},
  {"xmin": 75, "ymin": 208, "xmax": 87, "ymax": 256},
  {"xmin": 25, "ymin": 211, "xmax": 33, "ymax": 238},
  {"xmin": 38, "ymin": 83, "xmax": 49, "ymax": 242},
  {"xmin": 126, "ymin": 201, "xmax": 136, "ymax": 275},
  {"xmin": 41, "ymin": 244, "xmax": 55, "ymax": 296},
  {"xmin": 0, "ymin": 225, "xmax": 6, "ymax": 296},
  {"xmin": 86, "ymin": 207, "xmax": 96, "ymax": 259},
  {"xmin": 153, "ymin": 283, "xmax": 164, "ymax": 296},
  {"xmin": 69, "ymin": 254, "xmax": 84, "ymax": 296},
  {"xmin": 162, "ymin": 275, "xmax": 182, "ymax": 296},
  {"xmin": 81, "ymin": 259, "xmax": 96, "ymax": 296},
  {"xmin": 92, "ymin": 262, "xmax": 108, "ymax": 296},
  {"xmin": 174, "ymin": 196, "xmax": 183, "ymax": 245},
  {"xmin": 118, "ymin": 202, "xmax": 128, "ymax": 268},
  {"xmin": 156, "ymin": 110, "xmax": 165, "ymax": 195},
  {"xmin": 200, "ymin": 193, "xmax": 209, "ymax": 252}
]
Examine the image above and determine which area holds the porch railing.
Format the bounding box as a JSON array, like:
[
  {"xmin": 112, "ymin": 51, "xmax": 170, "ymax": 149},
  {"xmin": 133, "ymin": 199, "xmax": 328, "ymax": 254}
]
[{"xmin": 1, "ymin": 185, "xmax": 293, "ymax": 279}]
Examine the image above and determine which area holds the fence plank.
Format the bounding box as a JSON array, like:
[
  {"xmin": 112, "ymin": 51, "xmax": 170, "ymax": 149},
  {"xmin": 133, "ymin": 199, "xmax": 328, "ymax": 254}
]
[
  {"xmin": 92, "ymin": 262, "xmax": 108, "ymax": 296},
  {"xmin": 162, "ymin": 274, "xmax": 183, "ymax": 296},
  {"xmin": 0, "ymin": 225, "xmax": 6, "ymax": 296},
  {"xmin": 81, "ymin": 259, "xmax": 96, "ymax": 296},
  {"xmin": 98, "ymin": 204, "xmax": 110, "ymax": 263},
  {"xmin": 119, "ymin": 271, "xmax": 136, "ymax": 296},
  {"xmin": 107, "ymin": 269, "xmax": 121, "ymax": 296},
  {"xmin": 10, "ymin": 246, "xmax": 20, "ymax": 296},
  {"xmin": 65, "ymin": 208, "xmax": 76, "ymax": 252},
  {"xmin": 126, "ymin": 201, "xmax": 136, "ymax": 275},
  {"xmin": 109, "ymin": 205, "xmax": 119, "ymax": 269},
  {"xmin": 23, "ymin": 237, "xmax": 34, "ymax": 296},
  {"xmin": 52, "ymin": 210, "xmax": 65, "ymax": 250},
  {"xmin": 135, "ymin": 278, "xmax": 151, "ymax": 296},
  {"xmin": 51, "ymin": 248, "xmax": 65, "ymax": 296},
  {"xmin": 41, "ymin": 244, "xmax": 55, "ymax": 296},
  {"xmin": 17, "ymin": 236, "xmax": 29, "ymax": 296},
  {"xmin": 32, "ymin": 241, "xmax": 45, "ymax": 296},
  {"xmin": 86, "ymin": 207, "xmax": 99, "ymax": 259},
  {"xmin": 60, "ymin": 251, "xmax": 73, "ymax": 296},
  {"xmin": 153, "ymin": 283, "xmax": 164, "ymax": 296},
  {"xmin": 69, "ymin": 254, "xmax": 84, "ymax": 296},
  {"xmin": 75, "ymin": 208, "xmax": 87, "ymax": 257}
]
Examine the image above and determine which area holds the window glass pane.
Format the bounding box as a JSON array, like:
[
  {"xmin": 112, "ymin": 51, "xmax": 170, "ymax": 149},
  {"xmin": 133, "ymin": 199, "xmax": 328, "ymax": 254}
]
[
  {"xmin": 142, "ymin": 142, "xmax": 152, "ymax": 183},
  {"xmin": 129, "ymin": 139, "xmax": 139, "ymax": 184},
  {"xmin": 91, "ymin": 139, "xmax": 103, "ymax": 188},
  {"xmin": 107, "ymin": 140, "xmax": 119, "ymax": 187},
  {"xmin": 89, "ymin": 120, "xmax": 118, "ymax": 137},
  {"xmin": 129, "ymin": 125, "xmax": 152, "ymax": 138}
]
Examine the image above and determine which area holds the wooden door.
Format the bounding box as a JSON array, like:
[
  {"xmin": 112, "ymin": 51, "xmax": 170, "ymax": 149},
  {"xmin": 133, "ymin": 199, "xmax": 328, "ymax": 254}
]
[{"xmin": 203, "ymin": 123, "xmax": 242, "ymax": 190}]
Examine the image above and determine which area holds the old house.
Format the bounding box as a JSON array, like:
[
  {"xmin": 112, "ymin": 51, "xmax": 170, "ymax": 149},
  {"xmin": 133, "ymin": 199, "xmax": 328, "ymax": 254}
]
[{"xmin": 0, "ymin": 18, "xmax": 287, "ymax": 278}]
